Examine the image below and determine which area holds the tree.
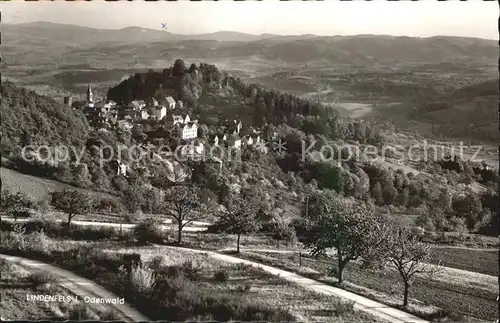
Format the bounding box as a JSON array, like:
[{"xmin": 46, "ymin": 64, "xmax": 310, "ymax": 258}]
[
  {"xmin": 382, "ymin": 182, "xmax": 397, "ymax": 205},
  {"xmin": 302, "ymin": 191, "xmax": 385, "ymax": 284},
  {"xmin": 123, "ymin": 183, "xmax": 145, "ymax": 214},
  {"xmin": 198, "ymin": 124, "xmax": 209, "ymax": 138},
  {"xmin": 371, "ymin": 182, "xmax": 383, "ymax": 205},
  {"xmin": 172, "ymin": 59, "xmax": 187, "ymax": 77},
  {"xmin": 1, "ymin": 190, "xmax": 34, "ymax": 220},
  {"xmin": 370, "ymin": 224, "xmax": 440, "ymax": 308},
  {"xmin": 213, "ymin": 192, "xmax": 261, "ymax": 253},
  {"xmin": 396, "ymin": 188, "xmax": 410, "ymax": 207},
  {"xmin": 50, "ymin": 189, "xmax": 93, "ymax": 233},
  {"xmin": 163, "ymin": 184, "xmax": 204, "ymax": 244}
]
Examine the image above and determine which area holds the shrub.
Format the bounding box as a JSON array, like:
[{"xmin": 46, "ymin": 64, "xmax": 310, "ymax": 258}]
[
  {"xmin": 94, "ymin": 197, "xmax": 123, "ymax": 214},
  {"xmin": 157, "ymin": 265, "xmax": 185, "ymax": 279},
  {"xmin": 1, "ymin": 189, "xmax": 34, "ymax": 219},
  {"xmin": 151, "ymin": 274, "xmax": 200, "ymax": 319},
  {"xmin": 25, "ymin": 230, "xmax": 52, "ymax": 254},
  {"xmin": 0, "ymin": 258, "xmax": 12, "ymax": 272},
  {"xmin": 231, "ymin": 262, "xmax": 252, "ymax": 271},
  {"xmin": 130, "ymin": 265, "xmax": 155, "ymax": 295},
  {"xmin": 1, "ymin": 219, "xmax": 67, "ymax": 238},
  {"xmin": 26, "ymin": 272, "xmax": 58, "ymax": 290},
  {"xmin": 99, "ymin": 309, "xmax": 121, "ymax": 321},
  {"xmin": 332, "ymin": 299, "xmax": 355, "ymax": 315},
  {"xmin": 0, "ymin": 229, "xmax": 25, "ymax": 251},
  {"xmin": 69, "ymin": 225, "xmax": 118, "ymax": 241},
  {"xmin": 267, "ymin": 220, "xmax": 297, "ymax": 242},
  {"xmin": 68, "ymin": 302, "xmax": 98, "ymax": 320},
  {"xmin": 182, "ymin": 260, "xmax": 203, "ymax": 281},
  {"xmin": 213, "ymin": 268, "xmax": 229, "ymax": 282},
  {"xmin": 237, "ymin": 284, "xmax": 252, "ymax": 292},
  {"xmin": 35, "ymin": 200, "xmax": 52, "ymax": 216},
  {"xmin": 148, "ymin": 255, "xmax": 164, "ymax": 271},
  {"xmin": 201, "ymin": 296, "xmax": 295, "ymax": 321},
  {"xmin": 290, "ymin": 217, "xmax": 307, "ymax": 240},
  {"xmin": 133, "ymin": 219, "xmax": 164, "ymax": 244}
]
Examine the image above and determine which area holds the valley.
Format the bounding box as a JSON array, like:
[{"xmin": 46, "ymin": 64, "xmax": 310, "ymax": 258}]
[{"xmin": 1, "ymin": 20, "xmax": 498, "ymax": 323}]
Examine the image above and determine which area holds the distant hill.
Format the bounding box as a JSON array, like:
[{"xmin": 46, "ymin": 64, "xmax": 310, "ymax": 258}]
[
  {"xmin": 2, "ymin": 22, "xmax": 276, "ymax": 44},
  {"xmin": 3, "ymin": 22, "xmax": 496, "ymax": 65}
]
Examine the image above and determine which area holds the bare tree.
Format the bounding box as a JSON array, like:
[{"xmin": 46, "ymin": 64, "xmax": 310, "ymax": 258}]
[
  {"xmin": 50, "ymin": 188, "xmax": 93, "ymax": 234},
  {"xmin": 302, "ymin": 191, "xmax": 385, "ymax": 284},
  {"xmin": 214, "ymin": 191, "xmax": 261, "ymax": 253},
  {"xmin": 163, "ymin": 184, "xmax": 204, "ymax": 244},
  {"xmin": 372, "ymin": 224, "xmax": 441, "ymax": 308}
]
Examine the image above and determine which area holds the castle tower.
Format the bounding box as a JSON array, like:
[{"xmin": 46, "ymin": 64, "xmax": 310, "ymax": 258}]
[{"xmin": 86, "ymin": 84, "xmax": 93, "ymax": 103}]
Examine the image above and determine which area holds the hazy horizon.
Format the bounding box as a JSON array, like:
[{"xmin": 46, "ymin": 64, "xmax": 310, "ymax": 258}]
[{"xmin": 3, "ymin": 1, "xmax": 498, "ymax": 40}]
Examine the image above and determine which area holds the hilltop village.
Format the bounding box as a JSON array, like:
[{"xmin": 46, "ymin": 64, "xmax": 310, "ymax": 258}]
[{"xmin": 65, "ymin": 84, "xmax": 266, "ymax": 175}]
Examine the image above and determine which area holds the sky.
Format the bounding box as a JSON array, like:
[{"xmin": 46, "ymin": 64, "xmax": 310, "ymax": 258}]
[{"xmin": 3, "ymin": 0, "xmax": 498, "ymax": 40}]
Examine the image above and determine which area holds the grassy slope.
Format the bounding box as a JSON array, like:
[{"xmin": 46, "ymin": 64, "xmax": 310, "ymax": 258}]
[
  {"xmin": 109, "ymin": 245, "xmax": 381, "ymax": 322},
  {"xmin": 1, "ymin": 167, "xmax": 112, "ymax": 202}
]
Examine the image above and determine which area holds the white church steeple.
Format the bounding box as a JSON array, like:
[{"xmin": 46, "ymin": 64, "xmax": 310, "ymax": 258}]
[{"xmin": 86, "ymin": 84, "xmax": 93, "ymax": 103}]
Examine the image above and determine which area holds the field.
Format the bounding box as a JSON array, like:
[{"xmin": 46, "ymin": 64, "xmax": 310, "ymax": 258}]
[
  {"xmin": 238, "ymin": 250, "xmax": 498, "ymax": 321},
  {"xmin": 430, "ymin": 246, "xmax": 498, "ymax": 277}
]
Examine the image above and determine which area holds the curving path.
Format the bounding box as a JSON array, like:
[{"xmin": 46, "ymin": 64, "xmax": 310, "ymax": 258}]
[
  {"xmin": 220, "ymin": 247, "xmax": 498, "ymax": 294},
  {"xmin": 0, "ymin": 254, "xmax": 148, "ymax": 322},
  {"xmin": 1, "ymin": 217, "xmax": 209, "ymax": 232},
  {"xmin": 118, "ymin": 245, "xmax": 428, "ymax": 323}
]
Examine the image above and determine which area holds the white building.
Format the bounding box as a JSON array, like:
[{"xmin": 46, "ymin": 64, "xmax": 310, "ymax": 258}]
[
  {"xmin": 181, "ymin": 122, "xmax": 198, "ymax": 140},
  {"xmin": 94, "ymin": 99, "xmax": 116, "ymax": 113},
  {"xmin": 170, "ymin": 113, "xmax": 191, "ymax": 126},
  {"xmin": 179, "ymin": 141, "xmax": 204, "ymax": 159},
  {"xmin": 140, "ymin": 108, "xmax": 150, "ymax": 120},
  {"xmin": 129, "ymin": 100, "xmax": 146, "ymax": 111},
  {"xmin": 244, "ymin": 134, "xmax": 261, "ymax": 146},
  {"xmin": 164, "ymin": 96, "xmax": 176, "ymax": 110},
  {"xmin": 210, "ymin": 134, "xmax": 220, "ymax": 146},
  {"xmin": 155, "ymin": 105, "xmax": 167, "ymax": 120}
]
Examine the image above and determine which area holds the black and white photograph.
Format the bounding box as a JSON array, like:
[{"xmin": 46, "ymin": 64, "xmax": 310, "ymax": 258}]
[{"xmin": 0, "ymin": 1, "xmax": 498, "ymax": 322}]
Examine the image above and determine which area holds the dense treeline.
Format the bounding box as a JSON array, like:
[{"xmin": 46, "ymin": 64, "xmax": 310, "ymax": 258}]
[
  {"xmin": 1, "ymin": 81, "xmax": 89, "ymax": 153},
  {"xmin": 107, "ymin": 60, "xmax": 383, "ymax": 146}
]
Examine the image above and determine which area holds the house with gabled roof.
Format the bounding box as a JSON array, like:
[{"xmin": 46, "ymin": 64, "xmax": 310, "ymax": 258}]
[
  {"xmin": 180, "ymin": 122, "xmax": 198, "ymax": 140},
  {"xmin": 209, "ymin": 134, "xmax": 220, "ymax": 146},
  {"xmin": 128, "ymin": 100, "xmax": 146, "ymax": 111},
  {"xmin": 168, "ymin": 113, "xmax": 191, "ymax": 126},
  {"xmin": 163, "ymin": 96, "xmax": 176, "ymax": 110},
  {"xmin": 243, "ymin": 134, "xmax": 261, "ymax": 146}
]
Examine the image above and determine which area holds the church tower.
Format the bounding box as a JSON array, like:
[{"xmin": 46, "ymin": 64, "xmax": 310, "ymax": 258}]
[{"xmin": 86, "ymin": 84, "xmax": 93, "ymax": 103}]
